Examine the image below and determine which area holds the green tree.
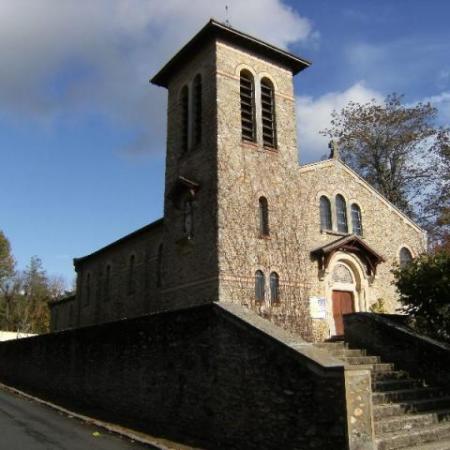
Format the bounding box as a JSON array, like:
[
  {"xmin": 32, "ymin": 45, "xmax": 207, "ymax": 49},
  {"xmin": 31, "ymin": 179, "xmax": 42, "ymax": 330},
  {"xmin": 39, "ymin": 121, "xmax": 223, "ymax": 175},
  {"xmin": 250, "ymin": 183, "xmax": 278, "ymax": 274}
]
[
  {"xmin": 393, "ymin": 251, "xmax": 450, "ymax": 343},
  {"xmin": 0, "ymin": 230, "xmax": 17, "ymax": 330},
  {"xmin": 0, "ymin": 230, "xmax": 15, "ymax": 289},
  {"xmin": 321, "ymin": 93, "xmax": 449, "ymax": 220}
]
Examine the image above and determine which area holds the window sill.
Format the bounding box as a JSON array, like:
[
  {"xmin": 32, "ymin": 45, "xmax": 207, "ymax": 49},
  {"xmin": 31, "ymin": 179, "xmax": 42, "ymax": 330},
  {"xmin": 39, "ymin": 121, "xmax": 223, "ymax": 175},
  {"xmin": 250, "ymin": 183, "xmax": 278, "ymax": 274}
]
[
  {"xmin": 241, "ymin": 141, "xmax": 279, "ymax": 155},
  {"xmin": 259, "ymin": 234, "xmax": 271, "ymax": 240},
  {"xmin": 322, "ymin": 229, "xmax": 349, "ymax": 237}
]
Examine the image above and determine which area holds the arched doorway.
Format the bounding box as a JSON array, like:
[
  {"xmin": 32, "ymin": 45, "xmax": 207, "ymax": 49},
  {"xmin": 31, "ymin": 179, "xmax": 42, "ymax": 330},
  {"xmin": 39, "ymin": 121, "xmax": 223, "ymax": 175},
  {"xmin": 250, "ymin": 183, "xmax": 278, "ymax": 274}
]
[{"xmin": 331, "ymin": 263, "xmax": 356, "ymax": 336}]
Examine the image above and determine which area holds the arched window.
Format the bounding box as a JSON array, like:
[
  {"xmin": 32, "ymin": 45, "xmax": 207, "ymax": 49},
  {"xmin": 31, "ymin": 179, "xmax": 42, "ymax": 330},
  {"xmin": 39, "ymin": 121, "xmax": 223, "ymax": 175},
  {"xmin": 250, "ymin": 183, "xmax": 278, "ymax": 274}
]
[
  {"xmin": 104, "ymin": 264, "xmax": 111, "ymax": 301},
  {"xmin": 255, "ymin": 270, "xmax": 265, "ymax": 302},
  {"xmin": 336, "ymin": 194, "xmax": 348, "ymax": 233},
  {"xmin": 180, "ymin": 85, "xmax": 189, "ymax": 153},
  {"xmin": 351, "ymin": 204, "xmax": 363, "ymax": 236},
  {"xmin": 261, "ymin": 78, "xmax": 276, "ymax": 148},
  {"xmin": 128, "ymin": 254, "xmax": 135, "ymax": 294},
  {"xmin": 193, "ymin": 74, "xmax": 202, "ymax": 145},
  {"xmin": 156, "ymin": 244, "xmax": 163, "ymax": 288},
  {"xmin": 320, "ymin": 196, "xmax": 332, "ymax": 230},
  {"xmin": 399, "ymin": 247, "xmax": 413, "ymax": 268},
  {"xmin": 259, "ymin": 196, "xmax": 270, "ymax": 237},
  {"xmin": 85, "ymin": 273, "xmax": 91, "ymax": 306},
  {"xmin": 270, "ymin": 272, "xmax": 279, "ymax": 303},
  {"xmin": 240, "ymin": 70, "xmax": 256, "ymax": 142}
]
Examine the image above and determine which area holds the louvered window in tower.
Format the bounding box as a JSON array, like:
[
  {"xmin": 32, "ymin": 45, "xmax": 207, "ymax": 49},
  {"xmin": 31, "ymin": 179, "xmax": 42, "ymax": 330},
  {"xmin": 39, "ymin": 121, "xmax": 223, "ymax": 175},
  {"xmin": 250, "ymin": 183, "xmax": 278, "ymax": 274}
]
[
  {"xmin": 181, "ymin": 86, "xmax": 189, "ymax": 153},
  {"xmin": 261, "ymin": 78, "xmax": 276, "ymax": 148},
  {"xmin": 240, "ymin": 71, "xmax": 256, "ymax": 142},
  {"xmin": 193, "ymin": 75, "xmax": 202, "ymax": 146}
]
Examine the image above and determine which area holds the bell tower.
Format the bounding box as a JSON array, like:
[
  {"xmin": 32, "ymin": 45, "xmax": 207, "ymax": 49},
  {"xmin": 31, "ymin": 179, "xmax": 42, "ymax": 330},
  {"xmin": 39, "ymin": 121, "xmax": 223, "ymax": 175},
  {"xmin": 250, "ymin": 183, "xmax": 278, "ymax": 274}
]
[{"xmin": 151, "ymin": 19, "xmax": 310, "ymax": 309}]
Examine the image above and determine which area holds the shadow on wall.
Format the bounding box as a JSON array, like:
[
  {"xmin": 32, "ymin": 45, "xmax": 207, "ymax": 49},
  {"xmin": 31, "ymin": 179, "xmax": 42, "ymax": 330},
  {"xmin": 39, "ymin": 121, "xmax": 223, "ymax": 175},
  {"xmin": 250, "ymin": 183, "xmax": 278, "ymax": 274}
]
[{"xmin": 0, "ymin": 303, "xmax": 349, "ymax": 450}]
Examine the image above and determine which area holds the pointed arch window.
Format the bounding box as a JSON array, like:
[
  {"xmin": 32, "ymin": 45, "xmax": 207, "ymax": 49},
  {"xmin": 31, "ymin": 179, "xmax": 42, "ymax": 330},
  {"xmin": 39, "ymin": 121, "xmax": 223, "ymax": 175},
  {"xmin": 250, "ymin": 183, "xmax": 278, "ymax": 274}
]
[
  {"xmin": 259, "ymin": 196, "xmax": 270, "ymax": 237},
  {"xmin": 320, "ymin": 196, "xmax": 332, "ymax": 231},
  {"xmin": 336, "ymin": 194, "xmax": 348, "ymax": 233},
  {"xmin": 193, "ymin": 74, "xmax": 202, "ymax": 146},
  {"xmin": 261, "ymin": 78, "xmax": 276, "ymax": 148},
  {"xmin": 399, "ymin": 247, "xmax": 413, "ymax": 268},
  {"xmin": 180, "ymin": 85, "xmax": 189, "ymax": 153},
  {"xmin": 270, "ymin": 272, "xmax": 279, "ymax": 304},
  {"xmin": 255, "ymin": 270, "xmax": 265, "ymax": 302},
  {"xmin": 351, "ymin": 204, "xmax": 363, "ymax": 236},
  {"xmin": 240, "ymin": 70, "xmax": 256, "ymax": 142}
]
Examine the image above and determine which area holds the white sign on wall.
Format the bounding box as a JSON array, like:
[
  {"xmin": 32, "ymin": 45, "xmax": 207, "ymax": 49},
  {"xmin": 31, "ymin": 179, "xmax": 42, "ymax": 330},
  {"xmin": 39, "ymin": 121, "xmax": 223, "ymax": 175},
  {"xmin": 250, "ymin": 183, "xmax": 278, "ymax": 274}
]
[{"xmin": 309, "ymin": 297, "xmax": 327, "ymax": 319}]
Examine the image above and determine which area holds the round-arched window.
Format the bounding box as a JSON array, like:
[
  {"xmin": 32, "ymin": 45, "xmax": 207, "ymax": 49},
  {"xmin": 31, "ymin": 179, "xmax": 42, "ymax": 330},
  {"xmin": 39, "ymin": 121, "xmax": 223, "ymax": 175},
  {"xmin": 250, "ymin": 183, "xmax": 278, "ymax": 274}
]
[{"xmin": 399, "ymin": 247, "xmax": 413, "ymax": 268}]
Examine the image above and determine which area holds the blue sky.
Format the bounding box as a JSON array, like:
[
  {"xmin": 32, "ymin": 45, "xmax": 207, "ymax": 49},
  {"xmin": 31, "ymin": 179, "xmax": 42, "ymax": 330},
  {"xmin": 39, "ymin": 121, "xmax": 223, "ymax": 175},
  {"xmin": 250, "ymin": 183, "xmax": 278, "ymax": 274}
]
[{"xmin": 1, "ymin": 0, "xmax": 449, "ymax": 285}]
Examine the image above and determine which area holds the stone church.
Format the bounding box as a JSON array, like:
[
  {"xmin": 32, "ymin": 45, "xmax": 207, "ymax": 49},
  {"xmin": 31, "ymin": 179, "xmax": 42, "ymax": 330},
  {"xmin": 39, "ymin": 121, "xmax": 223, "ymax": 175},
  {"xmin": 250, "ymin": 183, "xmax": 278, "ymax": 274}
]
[{"xmin": 50, "ymin": 19, "xmax": 425, "ymax": 342}]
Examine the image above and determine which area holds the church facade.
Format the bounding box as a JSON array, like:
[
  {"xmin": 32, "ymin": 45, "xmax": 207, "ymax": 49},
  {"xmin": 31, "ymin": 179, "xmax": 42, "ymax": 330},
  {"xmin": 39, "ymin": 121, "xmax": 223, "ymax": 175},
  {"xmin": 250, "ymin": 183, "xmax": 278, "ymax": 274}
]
[{"xmin": 50, "ymin": 20, "xmax": 426, "ymax": 342}]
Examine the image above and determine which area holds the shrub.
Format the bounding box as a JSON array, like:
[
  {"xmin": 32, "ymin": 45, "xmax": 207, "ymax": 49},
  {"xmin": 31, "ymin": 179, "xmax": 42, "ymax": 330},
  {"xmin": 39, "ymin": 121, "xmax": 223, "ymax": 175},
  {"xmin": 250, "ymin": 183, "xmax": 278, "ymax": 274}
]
[{"xmin": 393, "ymin": 251, "xmax": 450, "ymax": 342}]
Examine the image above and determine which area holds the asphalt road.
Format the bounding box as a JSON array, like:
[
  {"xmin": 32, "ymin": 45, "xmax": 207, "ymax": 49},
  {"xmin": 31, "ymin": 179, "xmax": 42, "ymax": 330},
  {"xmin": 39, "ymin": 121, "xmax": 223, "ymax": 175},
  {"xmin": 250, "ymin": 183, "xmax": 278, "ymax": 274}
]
[{"xmin": 0, "ymin": 387, "xmax": 154, "ymax": 450}]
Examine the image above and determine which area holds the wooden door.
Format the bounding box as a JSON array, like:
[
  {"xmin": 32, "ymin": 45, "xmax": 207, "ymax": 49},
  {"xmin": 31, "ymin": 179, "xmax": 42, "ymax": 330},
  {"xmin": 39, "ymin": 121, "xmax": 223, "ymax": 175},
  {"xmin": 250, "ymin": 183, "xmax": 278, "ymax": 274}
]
[{"xmin": 332, "ymin": 290, "xmax": 355, "ymax": 336}]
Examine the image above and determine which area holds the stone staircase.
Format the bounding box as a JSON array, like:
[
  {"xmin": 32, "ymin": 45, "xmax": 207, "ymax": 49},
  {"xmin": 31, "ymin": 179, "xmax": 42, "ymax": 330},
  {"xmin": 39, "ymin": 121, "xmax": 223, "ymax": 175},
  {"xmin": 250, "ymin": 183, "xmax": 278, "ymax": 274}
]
[{"xmin": 317, "ymin": 342, "xmax": 450, "ymax": 450}]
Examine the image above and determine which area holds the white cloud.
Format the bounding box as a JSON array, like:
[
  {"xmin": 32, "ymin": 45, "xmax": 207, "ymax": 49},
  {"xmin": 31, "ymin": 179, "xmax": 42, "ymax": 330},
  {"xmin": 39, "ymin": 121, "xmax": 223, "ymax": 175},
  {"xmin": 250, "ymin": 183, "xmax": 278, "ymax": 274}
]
[
  {"xmin": 421, "ymin": 91, "xmax": 450, "ymax": 123},
  {"xmin": 296, "ymin": 82, "xmax": 382, "ymax": 163},
  {"xmin": 0, "ymin": 0, "xmax": 315, "ymax": 154}
]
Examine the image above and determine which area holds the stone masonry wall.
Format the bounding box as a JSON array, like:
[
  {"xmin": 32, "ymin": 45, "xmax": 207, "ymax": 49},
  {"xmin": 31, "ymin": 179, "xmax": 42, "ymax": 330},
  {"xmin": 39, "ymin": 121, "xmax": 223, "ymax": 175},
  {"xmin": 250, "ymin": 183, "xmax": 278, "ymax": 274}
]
[
  {"xmin": 299, "ymin": 161, "xmax": 426, "ymax": 340},
  {"xmin": 215, "ymin": 40, "xmax": 315, "ymax": 340},
  {"xmin": 56, "ymin": 221, "xmax": 164, "ymax": 332},
  {"xmin": 0, "ymin": 304, "xmax": 349, "ymax": 450}
]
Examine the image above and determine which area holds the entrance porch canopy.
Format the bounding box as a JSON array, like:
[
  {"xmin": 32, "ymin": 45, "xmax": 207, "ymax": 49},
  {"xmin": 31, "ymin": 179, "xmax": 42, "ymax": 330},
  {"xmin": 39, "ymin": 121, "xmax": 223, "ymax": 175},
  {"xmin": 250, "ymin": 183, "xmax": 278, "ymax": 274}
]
[{"xmin": 311, "ymin": 235, "xmax": 385, "ymax": 277}]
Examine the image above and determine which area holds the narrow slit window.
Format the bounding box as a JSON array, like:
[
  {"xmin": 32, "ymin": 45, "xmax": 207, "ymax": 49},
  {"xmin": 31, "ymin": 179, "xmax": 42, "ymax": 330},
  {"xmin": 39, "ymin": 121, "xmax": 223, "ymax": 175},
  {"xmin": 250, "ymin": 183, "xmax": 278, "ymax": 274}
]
[
  {"xmin": 85, "ymin": 273, "xmax": 91, "ymax": 306},
  {"xmin": 270, "ymin": 272, "xmax": 279, "ymax": 304},
  {"xmin": 180, "ymin": 86, "xmax": 189, "ymax": 153},
  {"xmin": 259, "ymin": 196, "xmax": 270, "ymax": 237},
  {"xmin": 104, "ymin": 265, "xmax": 111, "ymax": 301},
  {"xmin": 96, "ymin": 270, "xmax": 102, "ymax": 303},
  {"xmin": 255, "ymin": 270, "xmax": 265, "ymax": 302},
  {"xmin": 240, "ymin": 71, "xmax": 256, "ymax": 142},
  {"xmin": 156, "ymin": 244, "xmax": 163, "ymax": 288},
  {"xmin": 261, "ymin": 78, "xmax": 276, "ymax": 148},
  {"xmin": 193, "ymin": 74, "xmax": 202, "ymax": 146},
  {"xmin": 320, "ymin": 196, "xmax": 332, "ymax": 230},
  {"xmin": 336, "ymin": 194, "xmax": 348, "ymax": 233},
  {"xmin": 351, "ymin": 204, "xmax": 363, "ymax": 236},
  {"xmin": 128, "ymin": 254, "xmax": 135, "ymax": 295}
]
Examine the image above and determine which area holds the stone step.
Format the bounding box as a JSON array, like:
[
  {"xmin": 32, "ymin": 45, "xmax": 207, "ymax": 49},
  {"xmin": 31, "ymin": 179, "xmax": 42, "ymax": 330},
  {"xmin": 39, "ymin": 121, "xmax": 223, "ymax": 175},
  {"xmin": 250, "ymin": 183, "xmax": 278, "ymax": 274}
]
[
  {"xmin": 373, "ymin": 397, "xmax": 450, "ymax": 420},
  {"xmin": 402, "ymin": 437, "xmax": 450, "ymax": 449},
  {"xmin": 375, "ymin": 409, "xmax": 450, "ymax": 434},
  {"xmin": 371, "ymin": 363, "xmax": 396, "ymax": 372},
  {"xmin": 372, "ymin": 370, "xmax": 410, "ymax": 382},
  {"xmin": 324, "ymin": 348, "xmax": 367, "ymax": 357},
  {"xmin": 342, "ymin": 355, "xmax": 381, "ymax": 365},
  {"xmin": 375, "ymin": 421, "xmax": 450, "ymax": 450},
  {"xmin": 373, "ymin": 387, "xmax": 445, "ymax": 405},
  {"xmin": 373, "ymin": 379, "xmax": 422, "ymax": 392},
  {"xmin": 315, "ymin": 342, "xmax": 347, "ymax": 350}
]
